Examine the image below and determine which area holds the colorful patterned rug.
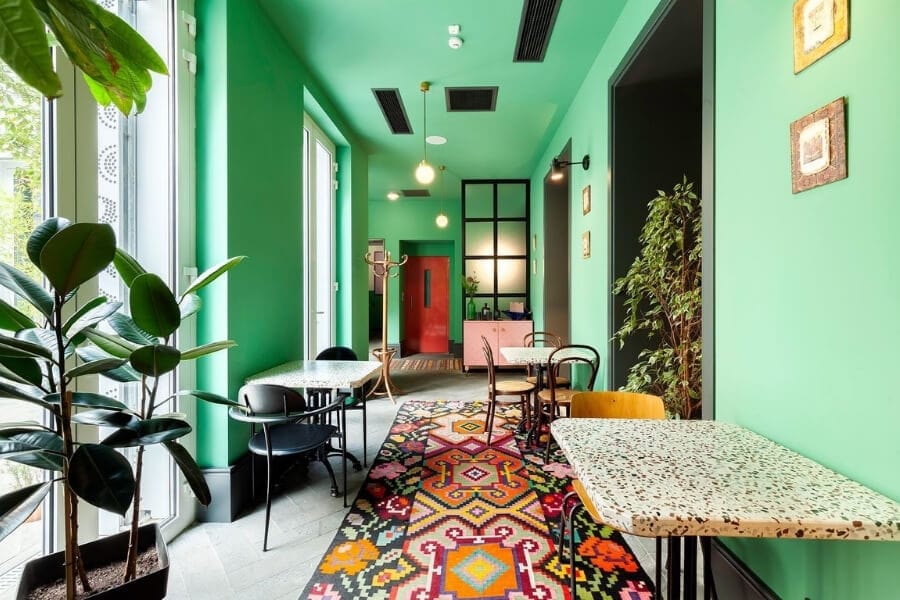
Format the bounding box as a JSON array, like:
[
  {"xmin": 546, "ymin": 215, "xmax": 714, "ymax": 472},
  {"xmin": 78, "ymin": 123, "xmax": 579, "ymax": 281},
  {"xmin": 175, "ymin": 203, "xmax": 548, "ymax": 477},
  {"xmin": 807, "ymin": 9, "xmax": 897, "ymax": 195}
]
[
  {"xmin": 300, "ymin": 400, "xmax": 654, "ymax": 600},
  {"xmin": 390, "ymin": 358, "xmax": 463, "ymax": 371}
]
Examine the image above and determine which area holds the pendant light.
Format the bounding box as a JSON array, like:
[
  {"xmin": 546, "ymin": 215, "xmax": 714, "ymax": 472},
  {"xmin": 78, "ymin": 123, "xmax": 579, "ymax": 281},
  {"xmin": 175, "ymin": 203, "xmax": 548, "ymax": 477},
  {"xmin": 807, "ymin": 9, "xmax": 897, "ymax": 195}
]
[
  {"xmin": 435, "ymin": 165, "xmax": 449, "ymax": 228},
  {"xmin": 415, "ymin": 81, "xmax": 435, "ymax": 185}
]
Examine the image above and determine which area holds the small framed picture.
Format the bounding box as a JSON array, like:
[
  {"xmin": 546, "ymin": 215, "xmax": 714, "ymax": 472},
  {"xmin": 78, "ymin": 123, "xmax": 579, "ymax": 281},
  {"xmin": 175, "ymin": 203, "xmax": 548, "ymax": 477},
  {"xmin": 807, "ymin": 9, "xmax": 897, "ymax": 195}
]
[
  {"xmin": 793, "ymin": 0, "xmax": 849, "ymax": 73},
  {"xmin": 582, "ymin": 231, "xmax": 591, "ymax": 258},
  {"xmin": 582, "ymin": 185, "xmax": 592, "ymax": 215},
  {"xmin": 790, "ymin": 97, "xmax": 847, "ymax": 193}
]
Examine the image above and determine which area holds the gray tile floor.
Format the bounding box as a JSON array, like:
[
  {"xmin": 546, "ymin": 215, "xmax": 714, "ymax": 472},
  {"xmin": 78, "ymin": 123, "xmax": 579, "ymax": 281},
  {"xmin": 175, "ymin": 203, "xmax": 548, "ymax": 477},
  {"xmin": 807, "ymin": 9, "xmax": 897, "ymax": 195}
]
[{"xmin": 155, "ymin": 369, "xmax": 705, "ymax": 598}]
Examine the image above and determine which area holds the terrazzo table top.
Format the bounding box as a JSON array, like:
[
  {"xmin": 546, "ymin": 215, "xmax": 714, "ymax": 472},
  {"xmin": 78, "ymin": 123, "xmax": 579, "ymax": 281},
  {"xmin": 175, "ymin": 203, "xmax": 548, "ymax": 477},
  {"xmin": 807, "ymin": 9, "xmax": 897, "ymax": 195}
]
[
  {"xmin": 500, "ymin": 346, "xmax": 554, "ymax": 365},
  {"xmin": 551, "ymin": 418, "xmax": 900, "ymax": 540},
  {"xmin": 246, "ymin": 360, "xmax": 381, "ymax": 389}
]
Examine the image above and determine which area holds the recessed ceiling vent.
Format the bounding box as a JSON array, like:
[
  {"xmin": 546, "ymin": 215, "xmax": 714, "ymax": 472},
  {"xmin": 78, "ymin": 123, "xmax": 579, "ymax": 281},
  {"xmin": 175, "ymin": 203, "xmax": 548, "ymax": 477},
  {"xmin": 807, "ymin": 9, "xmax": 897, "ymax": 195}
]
[
  {"xmin": 401, "ymin": 189, "xmax": 431, "ymax": 198},
  {"xmin": 372, "ymin": 88, "xmax": 412, "ymax": 134},
  {"xmin": 513, "ymin": 0, "xmax": 562, "ymax": 62},
  {"xmin": 445, "ymin": 86, "xmax": 498, "ymax": 112}
]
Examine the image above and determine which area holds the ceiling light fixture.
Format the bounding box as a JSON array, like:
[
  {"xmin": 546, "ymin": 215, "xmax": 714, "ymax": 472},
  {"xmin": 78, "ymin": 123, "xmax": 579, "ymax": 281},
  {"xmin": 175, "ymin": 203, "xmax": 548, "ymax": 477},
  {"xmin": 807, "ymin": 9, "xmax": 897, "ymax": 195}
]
[
  {"xmin": 414, "ymin": 82, "xmax": 436, "ymax": 185},
  {"xmin": 550, "ymin": 154, "xmax": 590, "ymax": 181},
  {"xmin": 386, "ymin": 191, "xmax": 400, "ymax": 201},
  {"xmin": 435, "ymin": 165, "xmax": 449, "ymax": 228}
]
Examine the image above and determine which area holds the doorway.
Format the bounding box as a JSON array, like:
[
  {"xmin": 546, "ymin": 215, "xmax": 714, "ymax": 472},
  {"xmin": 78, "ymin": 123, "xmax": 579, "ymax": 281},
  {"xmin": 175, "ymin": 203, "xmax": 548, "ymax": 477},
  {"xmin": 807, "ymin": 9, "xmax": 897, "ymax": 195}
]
[
  {"xmin": 402, "ymin": 256, "xmax": 450, "ymax": 354},
  {"xmin": 543, "ymin": 143, "xmax": 571, "ymax": 344},
  {"xmin": 608, "ymin": 0, "xmax": 702, "ymax": 391}
]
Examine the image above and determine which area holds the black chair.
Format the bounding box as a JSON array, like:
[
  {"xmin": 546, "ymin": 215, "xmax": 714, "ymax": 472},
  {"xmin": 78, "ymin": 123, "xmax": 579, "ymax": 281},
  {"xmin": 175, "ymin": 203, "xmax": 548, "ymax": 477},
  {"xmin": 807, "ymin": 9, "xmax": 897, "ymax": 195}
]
[
  {"xmin": 231, "ymin": 384, "xmax": 341, "ymax": 551},
  {"xmin": 312, "ymin": 346, "xmax": 367, "ymax": 506}
]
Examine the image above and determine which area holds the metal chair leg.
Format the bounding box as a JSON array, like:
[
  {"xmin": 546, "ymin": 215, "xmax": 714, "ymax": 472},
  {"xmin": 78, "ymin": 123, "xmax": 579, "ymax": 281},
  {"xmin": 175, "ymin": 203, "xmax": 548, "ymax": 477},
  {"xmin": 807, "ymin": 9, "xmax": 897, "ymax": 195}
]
[
  {"xmin": 318, "ymin": 446, "xmax": 339, "ymax": 498},
  {"xmin": 567, "ymin": 500, "xmax": 581, "ymax": 597},
  {"xmin": 362, "ymin": 396, "xmax": 368, "ymax": 467},
  {"xmin": 263, "ymin": 427, "xmax": 273, "ymax": 552}
]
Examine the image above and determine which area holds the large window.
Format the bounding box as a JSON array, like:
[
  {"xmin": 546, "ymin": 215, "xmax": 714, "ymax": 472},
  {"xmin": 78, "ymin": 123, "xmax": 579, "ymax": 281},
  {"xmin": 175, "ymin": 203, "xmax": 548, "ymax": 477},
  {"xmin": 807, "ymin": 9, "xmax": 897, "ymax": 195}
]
[
  {"xmin": 0, "ymin": 0, "xmax": 196, "ymax": 583},
  {"xmin": 303, "ymin": 115, "xmax": 336, "ymax": 357},
  {"xmin": 0, "ymin": 61, "xmax": 49, "ymax": 586}
]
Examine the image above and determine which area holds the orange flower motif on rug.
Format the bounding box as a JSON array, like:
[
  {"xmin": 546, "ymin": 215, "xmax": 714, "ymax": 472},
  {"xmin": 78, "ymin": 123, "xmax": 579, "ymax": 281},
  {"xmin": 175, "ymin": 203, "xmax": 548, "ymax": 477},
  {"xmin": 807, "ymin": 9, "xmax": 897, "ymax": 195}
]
[
  {"xmin": 320, "ymin": 539, "xmax": 380, "ymax": 575},
  {"xmin": 578, "ymin": 537, "xmax": 641, "ymax": 573}
]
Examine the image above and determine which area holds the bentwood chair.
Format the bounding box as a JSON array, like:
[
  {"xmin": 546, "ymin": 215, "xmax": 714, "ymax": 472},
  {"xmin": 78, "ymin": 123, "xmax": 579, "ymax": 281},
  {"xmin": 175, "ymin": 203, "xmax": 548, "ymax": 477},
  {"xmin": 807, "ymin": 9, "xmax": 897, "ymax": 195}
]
[
  {"xmin": 523, "ymin": 331, "xmax": 568, "ymax": 389},
  {"xmin": 232, "ymin": 384, "xmax": 341, "ymax": 551},
  {"xmin": 537, "ymin": 344, "xmax": 600, "ymax": 461},
  {"xmin": 482, "ymin": 336, "xmax": 535, "ymax": 446},
  {"xmin": 557, "ymin": 391, "xmax": 665, "ymax": 597},
  {"xmin": 314, "ymin": 345, "xmax": 369, "ymax": 467}
]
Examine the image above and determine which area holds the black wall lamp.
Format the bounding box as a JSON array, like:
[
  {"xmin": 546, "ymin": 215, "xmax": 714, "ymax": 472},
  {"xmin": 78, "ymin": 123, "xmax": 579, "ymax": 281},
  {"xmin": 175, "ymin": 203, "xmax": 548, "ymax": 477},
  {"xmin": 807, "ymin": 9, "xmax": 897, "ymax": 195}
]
[{"xmin": 550, "ymin": 154, "xmax": 590, "ymax": 181}]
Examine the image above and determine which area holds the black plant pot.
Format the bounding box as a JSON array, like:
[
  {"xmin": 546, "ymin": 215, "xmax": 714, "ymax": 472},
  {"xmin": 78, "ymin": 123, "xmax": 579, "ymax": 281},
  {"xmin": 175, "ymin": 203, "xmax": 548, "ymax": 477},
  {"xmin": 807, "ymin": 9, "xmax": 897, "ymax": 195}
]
[{"xmin": 16, "ymin": 522, "xmax": 169, "ymax": 599}]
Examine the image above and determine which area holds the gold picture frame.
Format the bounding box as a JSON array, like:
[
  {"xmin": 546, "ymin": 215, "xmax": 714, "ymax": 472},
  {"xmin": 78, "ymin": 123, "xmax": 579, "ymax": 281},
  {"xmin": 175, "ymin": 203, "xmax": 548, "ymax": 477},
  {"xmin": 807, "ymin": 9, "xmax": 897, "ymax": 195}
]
[
  {"xmin": 790, "ymin": 97, "xmax": 847, "ymax": 193},
  {"xmin": 582, "ymin": 185, "xmax": 591, "ymax": 215},
  {"xmin": 793, "ymin": 0, "xmax": 849, "ymax": 73},
  {"xmin": 582, "ymin": 231, "xmax": 591, "ymax": 259}
]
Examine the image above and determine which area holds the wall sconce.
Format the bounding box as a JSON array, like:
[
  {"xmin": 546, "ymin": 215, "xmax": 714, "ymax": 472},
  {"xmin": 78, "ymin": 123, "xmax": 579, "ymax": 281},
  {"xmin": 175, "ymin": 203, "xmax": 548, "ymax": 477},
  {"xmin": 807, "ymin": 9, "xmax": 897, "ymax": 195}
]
[{"xmin": 550, "ymin": 154, "xmax": 590, "ymax": 181}]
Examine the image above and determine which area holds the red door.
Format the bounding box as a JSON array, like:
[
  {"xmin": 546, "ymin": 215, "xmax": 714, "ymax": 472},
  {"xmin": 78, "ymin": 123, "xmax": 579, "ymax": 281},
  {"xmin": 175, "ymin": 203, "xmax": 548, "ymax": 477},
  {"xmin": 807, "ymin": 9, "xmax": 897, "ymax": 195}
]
[{"xmin": 403, "ymin": 256, "xmax": 449, "ymax": 354}]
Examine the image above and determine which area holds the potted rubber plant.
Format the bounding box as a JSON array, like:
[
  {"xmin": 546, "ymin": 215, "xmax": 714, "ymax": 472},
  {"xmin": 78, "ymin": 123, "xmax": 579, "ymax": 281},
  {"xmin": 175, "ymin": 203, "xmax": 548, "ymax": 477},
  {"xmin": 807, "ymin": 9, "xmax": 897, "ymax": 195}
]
[{"xmin": 0, "ymin": 218, "xmax": 243, "ymax": 599}]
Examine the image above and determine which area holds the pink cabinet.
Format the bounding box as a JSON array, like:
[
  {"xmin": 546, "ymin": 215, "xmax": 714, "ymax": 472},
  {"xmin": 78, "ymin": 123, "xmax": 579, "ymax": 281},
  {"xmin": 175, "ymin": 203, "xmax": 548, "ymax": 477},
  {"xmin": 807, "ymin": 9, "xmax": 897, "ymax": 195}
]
[{"xmin": 463, "ymin": 320, "xmax": 533, "ymax": 370}]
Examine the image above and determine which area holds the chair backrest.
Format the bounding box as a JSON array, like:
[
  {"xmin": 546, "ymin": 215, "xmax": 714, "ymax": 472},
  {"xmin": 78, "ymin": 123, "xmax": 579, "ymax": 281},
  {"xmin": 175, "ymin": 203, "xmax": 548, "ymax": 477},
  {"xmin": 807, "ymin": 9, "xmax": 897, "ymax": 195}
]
[
  {"xmin": 481, "ymin": 335, "xmax": 497, "ymax": 387},
  {"xmin": 316, "ymin": 346, "xmax": 358, "ymax": 361},
  {"xmin": 237, "ymin": 384, "xmax": 307, "ymax": 415},
  {"xmin": 570, "ymin": 391, "xmax": 665, "ymax": 419},
  {"xmin": 547, "ymin": 344, "xmax": 600, "ymax": 391},
  {"xmin": 524, "ymin": 331, "xmax": 562, "ymax": 348}
]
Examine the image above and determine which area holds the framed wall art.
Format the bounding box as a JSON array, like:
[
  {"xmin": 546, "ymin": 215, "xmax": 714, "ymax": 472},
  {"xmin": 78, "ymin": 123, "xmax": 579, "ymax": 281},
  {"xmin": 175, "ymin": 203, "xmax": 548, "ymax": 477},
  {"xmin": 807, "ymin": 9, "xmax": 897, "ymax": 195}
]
[
  {"xmin": 790, "ymin": 97, "xmax": 847, "ymax": 193},
  {"xmin": 582, "ymin": 185, "xmax": 592, "ymax": 215},
  {"xmin": 793, "ymin": 0, "xmax": 849, "ymax": 73}
]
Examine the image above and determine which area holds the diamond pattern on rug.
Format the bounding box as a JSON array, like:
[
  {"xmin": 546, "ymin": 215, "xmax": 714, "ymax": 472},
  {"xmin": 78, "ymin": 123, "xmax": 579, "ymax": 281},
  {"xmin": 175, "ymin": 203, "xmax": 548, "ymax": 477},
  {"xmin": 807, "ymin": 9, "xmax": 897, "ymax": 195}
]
[{"xmin": 300, "ymin": 399, "xmax": 654, "ymax": 600}]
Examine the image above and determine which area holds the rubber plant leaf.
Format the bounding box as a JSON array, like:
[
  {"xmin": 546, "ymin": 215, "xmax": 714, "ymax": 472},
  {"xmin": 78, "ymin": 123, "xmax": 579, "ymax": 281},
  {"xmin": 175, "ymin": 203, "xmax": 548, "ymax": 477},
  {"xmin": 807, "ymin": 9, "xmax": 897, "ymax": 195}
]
[
  {"xmin": 129, "ymin": 344, "xmax": 180, "ymax": 377},
  {"xmin": 0, "ymin": 298, "xmax": 37, "ymax": 332},
  {"xmin": 0, "ymin": 262, "xmax": 52, "ymax": 318},
  {"xmin": 164, "ymin": 440, "xmax": 211, "ymax": 506},
  {"xmin": 39, "ymin": 222, "xmax": 116, "ymax": 296},
  {"xmin": 129, "ymin": 273, "xmax": 180, "ymax": 338},
  {"xmin": 69, "ymin": 443, "xmax": 134, "ymax": 515},
  {"xmin": 102, "ymin": 418, "xmax": 191, "ymax": 447},
  {"xmin": 0, "ymin": 483, "xmax": 52, "ymax": 543}
]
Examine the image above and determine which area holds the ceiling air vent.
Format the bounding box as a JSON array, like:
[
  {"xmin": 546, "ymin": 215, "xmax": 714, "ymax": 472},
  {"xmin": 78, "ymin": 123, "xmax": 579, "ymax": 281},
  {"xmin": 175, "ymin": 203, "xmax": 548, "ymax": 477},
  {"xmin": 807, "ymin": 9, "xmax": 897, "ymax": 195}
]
[
  {"xmin": 513, "ymin": 0, "xmax": 562, "ymax": 62},
  {"xmin": 372, "ymin": 88, "xmax": 412, "ymax": 134},
  {"xmin": 401, "ymin": 189, "xmax": 431, "ymax": 198},
  {"xmin": 445, "ymin": 86, "xmax": 498, "ymax": 112}
]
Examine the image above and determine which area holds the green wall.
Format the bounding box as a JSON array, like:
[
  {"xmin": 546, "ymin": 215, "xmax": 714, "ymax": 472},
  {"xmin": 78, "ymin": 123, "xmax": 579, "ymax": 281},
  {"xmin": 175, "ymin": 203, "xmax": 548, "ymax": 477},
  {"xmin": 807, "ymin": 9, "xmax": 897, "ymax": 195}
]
[
  {"xmin": 195, "ymin": 0, "xmax": 368, "ymax": 467},
  {"xmin": 368, "ymin": 195, "xmax": 463, "ymax": 346},
  {"xmin": 715, "ymin": 0, "xmax": 900, "ymax": 597}
]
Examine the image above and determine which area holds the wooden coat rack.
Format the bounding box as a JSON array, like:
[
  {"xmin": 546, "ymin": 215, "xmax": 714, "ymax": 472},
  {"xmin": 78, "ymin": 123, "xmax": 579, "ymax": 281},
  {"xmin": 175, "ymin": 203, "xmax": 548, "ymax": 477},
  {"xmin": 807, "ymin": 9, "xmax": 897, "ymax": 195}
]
[{"xmin": 364, "ymin": 250, "xmax": 408, "ymax": 402}]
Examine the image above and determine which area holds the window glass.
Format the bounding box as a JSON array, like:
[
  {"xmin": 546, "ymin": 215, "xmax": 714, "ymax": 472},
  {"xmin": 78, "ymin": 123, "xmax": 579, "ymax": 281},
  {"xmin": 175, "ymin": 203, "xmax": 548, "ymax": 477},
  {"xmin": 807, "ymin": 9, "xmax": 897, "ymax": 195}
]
[{"xmin": 0, "ymin": 60, "xmax": 48, "ymax": 583}]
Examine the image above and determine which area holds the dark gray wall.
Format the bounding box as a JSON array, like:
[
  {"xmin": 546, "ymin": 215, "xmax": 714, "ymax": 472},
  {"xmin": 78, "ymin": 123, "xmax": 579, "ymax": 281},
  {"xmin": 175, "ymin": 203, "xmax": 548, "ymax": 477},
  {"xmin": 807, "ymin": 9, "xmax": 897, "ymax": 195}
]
[
  {"xmin": 611, "ymin": 77, "xmax": 701, "ymax": 389},
  {"xmin": 543, "ymin": 146, "xmax": 571, "ymax": 344}
]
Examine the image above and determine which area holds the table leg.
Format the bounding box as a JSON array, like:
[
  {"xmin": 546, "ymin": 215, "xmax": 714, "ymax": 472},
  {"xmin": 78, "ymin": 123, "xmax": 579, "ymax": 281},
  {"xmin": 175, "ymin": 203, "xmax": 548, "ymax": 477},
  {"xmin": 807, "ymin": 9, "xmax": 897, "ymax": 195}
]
[
  {"xmin": 667, "ymin": 537, "xmax": 681, "ymax": 600},
  {"xmin": 526, "ymin": 364, "xmax": 545, "ymax": 447},
  {"xmin": 683, "ymin": 536, "xmax": 698, "ymax": 600}
]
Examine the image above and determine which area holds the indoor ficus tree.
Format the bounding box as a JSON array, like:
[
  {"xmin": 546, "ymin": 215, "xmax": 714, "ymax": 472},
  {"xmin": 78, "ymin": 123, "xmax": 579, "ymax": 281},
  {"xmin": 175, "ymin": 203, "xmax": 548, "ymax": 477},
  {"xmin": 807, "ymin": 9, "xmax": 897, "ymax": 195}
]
[
  {"xmin": 612, "ymin": 178, "xmax": 702, "ymax": 419},
  {"xmin": 0, "ymin": 218, "xmax": 244, "ymax": 598}
]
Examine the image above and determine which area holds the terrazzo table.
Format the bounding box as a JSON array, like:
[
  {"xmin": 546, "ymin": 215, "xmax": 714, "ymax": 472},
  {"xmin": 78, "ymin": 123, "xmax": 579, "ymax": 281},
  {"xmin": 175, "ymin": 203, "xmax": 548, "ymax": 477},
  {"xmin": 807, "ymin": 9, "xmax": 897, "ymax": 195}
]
[
  {"xmin": 247, "ymin": 360, "xmax": 381, "ymax": 506},
  {"xmin": 551, "ymin": 418, "xmax": 900, "ymax": 600}
]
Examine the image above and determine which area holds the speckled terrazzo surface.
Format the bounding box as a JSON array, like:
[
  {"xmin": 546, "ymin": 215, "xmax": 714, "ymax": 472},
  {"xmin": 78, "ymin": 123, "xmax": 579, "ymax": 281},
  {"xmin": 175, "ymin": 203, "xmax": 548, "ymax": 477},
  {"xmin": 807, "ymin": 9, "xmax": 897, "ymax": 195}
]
[
  {"xmin": 550, "ymin": 418, "xmax": 900, "ymax": 540},
  {"xmin": 500, "ymin": 346, "xmax": 554, "ymax": 364},
  {"xmin": 246, "ymin": 360, "xmax": 382, "ymax": 389}
]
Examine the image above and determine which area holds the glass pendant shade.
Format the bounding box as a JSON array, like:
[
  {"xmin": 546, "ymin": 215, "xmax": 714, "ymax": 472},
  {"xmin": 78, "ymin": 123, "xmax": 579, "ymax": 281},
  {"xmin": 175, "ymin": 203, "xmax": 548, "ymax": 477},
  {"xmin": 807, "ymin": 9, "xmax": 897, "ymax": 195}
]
[
  {"xmin": 435, "ymin": 212, "xmax": 449, "ymax": 228},
  {"xmin": 415, "ymin": 160, "xmax": 435, "ymax": 184}
]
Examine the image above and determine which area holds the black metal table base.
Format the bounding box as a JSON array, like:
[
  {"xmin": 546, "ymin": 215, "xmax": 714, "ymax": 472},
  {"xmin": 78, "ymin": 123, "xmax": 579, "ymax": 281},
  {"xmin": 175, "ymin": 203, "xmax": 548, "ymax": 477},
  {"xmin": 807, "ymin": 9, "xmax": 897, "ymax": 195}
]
[{"xmin": 663, "ymin": 536, "xmax": 715, "ymax": 600}]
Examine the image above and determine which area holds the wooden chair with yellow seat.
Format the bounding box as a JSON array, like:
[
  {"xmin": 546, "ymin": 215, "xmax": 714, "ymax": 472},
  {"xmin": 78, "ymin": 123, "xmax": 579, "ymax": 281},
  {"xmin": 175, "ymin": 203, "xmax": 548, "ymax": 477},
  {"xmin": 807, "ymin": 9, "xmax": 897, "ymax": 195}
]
[
  {"xmin": 482, "ymin": 335, "xmax": 535, "ymax": 446},
  {"xmin": 537, "ymin": 344, "xmax": 600, "ymax": 460},
  {"xmin": 558, "ymin": 390, "xmax": 665, "ymax": 597}
]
